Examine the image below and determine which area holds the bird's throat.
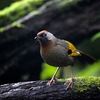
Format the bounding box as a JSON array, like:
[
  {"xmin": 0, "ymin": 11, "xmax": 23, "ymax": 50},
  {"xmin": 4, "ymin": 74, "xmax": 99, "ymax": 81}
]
[{"xmin": 40, "ymin": 41, "xmax": 52, "ymax": 54}]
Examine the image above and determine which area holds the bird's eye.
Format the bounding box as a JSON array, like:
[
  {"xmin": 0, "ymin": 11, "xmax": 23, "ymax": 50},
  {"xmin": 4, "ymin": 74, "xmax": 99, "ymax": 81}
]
[
  {"xmin": 43, "ymin": 33, "xmax": 47, "ymax": 37},
  {"xmin": 68, "ymin": 49, "xmax": 72, "ymax": 54}
]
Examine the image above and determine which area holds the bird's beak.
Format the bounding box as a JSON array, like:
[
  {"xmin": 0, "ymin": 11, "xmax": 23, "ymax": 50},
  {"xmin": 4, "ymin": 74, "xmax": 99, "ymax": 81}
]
[
  {"xmin": 34, "ymin": 36, "xmax": 40, "ymax": 42},
  {"xmin": 34, "ymin": 36, "xmax": 37, "ymax": 40},
  {"xmin": 34, "ymin": 35, "xmax": 40, "ymax": 40},
  {"xmin": 34, "ymin": 36, "xmax": 38, "ymax": 43}
]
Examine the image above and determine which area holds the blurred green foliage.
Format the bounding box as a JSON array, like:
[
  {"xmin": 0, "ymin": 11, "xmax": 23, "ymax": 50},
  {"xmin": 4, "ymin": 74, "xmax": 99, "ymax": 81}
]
[
  {"xmin": 40, "ymin": 63, "xmax": 60, "ymax": 80},
  {"xmin": 76, "ymin": 61, "xmax": 100, "ymax": 77}
]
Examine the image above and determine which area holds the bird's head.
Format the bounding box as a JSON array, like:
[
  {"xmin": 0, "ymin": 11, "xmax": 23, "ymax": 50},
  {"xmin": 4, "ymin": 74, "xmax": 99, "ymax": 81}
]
[{"xmin": 35, "ymin": 30, "xmax": 55, "ymax": 44}]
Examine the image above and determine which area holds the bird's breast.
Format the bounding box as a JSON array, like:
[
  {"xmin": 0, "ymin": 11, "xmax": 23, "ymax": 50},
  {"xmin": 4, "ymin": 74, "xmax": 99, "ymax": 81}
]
[{"xmin": 40, "ymin": 44, "xmax": 75, "ymax": 67}]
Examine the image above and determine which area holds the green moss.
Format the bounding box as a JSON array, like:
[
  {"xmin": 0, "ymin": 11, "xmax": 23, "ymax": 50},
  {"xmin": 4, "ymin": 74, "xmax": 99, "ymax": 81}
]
[
  {"xmin": 11, "ymin": 22, "xmax": 26, "ymax": 28},
  {"xmin": 73, "ymin": 76, "xmax": 100, "ymax": 92},
  {"xmin": 0, "ymin": 0, "xmax": 44, "ymax": 28},
  {"xmin": 58, "ymin": 76, "xmax": 100, "ymax": 92},
  {"xmin": 0, "ymin": 27, "xmax": 5, "ymax": 32},
  {"xmin": 56, "ymin": 0, "xmax": 77, "ymax": 8},
  {"xmin": 0, "ymin": 10, "xmax": 40, "ymax": 33}
]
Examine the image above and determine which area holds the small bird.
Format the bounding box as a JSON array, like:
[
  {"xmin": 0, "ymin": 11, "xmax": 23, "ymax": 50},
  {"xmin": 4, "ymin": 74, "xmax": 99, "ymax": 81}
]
[{"xmin": 35, "ymin": 30, "xmax": 97, "ymax": 89}]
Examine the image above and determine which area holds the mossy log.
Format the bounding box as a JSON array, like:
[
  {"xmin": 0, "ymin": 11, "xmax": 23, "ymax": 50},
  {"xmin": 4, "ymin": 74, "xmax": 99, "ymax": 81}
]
[
  {"xmin": 0, "ymin": 77, "xmax": 100, "ymax": 100},
  {"xmin": 0, "ymin": 0, "xmax": 45, "ymax": 28},
  {"xmin": 0, "ymin": 0, "xmax": 100, "ymax": 84}
]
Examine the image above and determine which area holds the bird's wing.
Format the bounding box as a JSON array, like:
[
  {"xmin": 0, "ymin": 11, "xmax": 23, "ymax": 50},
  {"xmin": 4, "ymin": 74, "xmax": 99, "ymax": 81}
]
[{"xmin": 65, "ymin": 41, "xmax": 97, "ymax": 64}]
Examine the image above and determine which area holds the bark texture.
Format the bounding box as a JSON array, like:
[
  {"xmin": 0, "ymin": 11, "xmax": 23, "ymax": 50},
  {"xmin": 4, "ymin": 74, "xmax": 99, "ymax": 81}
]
[{"xmin": 0, "ymin": 78, "xmax": 100, "ymax": 100}]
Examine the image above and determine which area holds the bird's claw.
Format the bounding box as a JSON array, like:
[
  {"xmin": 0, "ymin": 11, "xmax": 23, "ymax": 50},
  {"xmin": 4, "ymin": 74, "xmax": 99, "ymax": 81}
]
[
  {"xmin": 64, "ymin": 77, "xmax": 74, "ymax": 90},
  {"xmin": 46, "ymin": 78, "xmax": 57, "ymax": 86}
]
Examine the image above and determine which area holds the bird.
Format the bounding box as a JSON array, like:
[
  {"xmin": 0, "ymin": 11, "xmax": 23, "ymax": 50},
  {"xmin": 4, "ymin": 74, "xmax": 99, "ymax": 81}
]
[{"xmin": 35, "ymin": 30, "xmax": 97, "ymax": 89}]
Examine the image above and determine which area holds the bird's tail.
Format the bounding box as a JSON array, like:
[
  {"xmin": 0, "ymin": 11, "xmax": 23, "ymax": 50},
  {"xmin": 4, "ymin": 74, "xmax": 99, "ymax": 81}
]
[{"xmin": 77, "ymin": 50, "xmax": 97, "ymax": 64}]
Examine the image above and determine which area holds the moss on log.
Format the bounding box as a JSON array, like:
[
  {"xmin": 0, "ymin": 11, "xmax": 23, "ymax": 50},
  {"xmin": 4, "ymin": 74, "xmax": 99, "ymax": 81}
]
[{"xmin": 0, "ymin": 0, "xmax": 45, "ymax": 28}]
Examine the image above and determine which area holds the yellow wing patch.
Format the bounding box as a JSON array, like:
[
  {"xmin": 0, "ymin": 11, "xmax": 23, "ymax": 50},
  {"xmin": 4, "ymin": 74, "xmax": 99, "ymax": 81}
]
[{"xmin": 66, "ymin": 41, "xmax": 81, "ymax": 57}]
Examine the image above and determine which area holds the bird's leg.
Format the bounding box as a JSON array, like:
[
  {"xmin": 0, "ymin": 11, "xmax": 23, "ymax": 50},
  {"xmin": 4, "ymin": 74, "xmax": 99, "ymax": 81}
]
[
  {"xmin": 65, "ymin": 66, "xmax": 75, "ymax": 90},
  {"xmin": 66, "ymin": 76, "xmax": 74, "ymax": 90},
  {"xmin": 47, "ymin": 67, "xmax": 60, "ymax": 85}
]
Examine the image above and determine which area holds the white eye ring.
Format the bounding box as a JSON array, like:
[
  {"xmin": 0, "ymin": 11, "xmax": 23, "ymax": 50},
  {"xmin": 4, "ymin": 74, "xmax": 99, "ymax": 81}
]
[{"xmin": 43, "ymin": 33, "xmax": 47, "ymax": 37}]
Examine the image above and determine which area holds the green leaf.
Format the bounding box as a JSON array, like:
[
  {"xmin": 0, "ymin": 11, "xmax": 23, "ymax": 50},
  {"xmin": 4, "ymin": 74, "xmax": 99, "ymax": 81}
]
[{"xmin": 91, "ymin": 32, "xmax": 100, "ymax": 42}]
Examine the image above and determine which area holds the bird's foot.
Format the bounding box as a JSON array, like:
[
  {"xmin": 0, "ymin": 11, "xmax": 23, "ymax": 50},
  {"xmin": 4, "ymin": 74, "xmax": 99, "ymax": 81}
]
[
  {"xmin": 46, "ymin": 78, "xmax": 57, "ymax": 86},
  {"xmin": 64, "ymin": 77, "xmax": 74, "ymax": 90}
]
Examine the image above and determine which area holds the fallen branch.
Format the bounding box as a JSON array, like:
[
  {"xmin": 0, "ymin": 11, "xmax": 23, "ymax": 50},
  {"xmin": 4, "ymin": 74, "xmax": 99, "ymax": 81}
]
[{"xmin": 0, "ymin": 77, "xmax": 100, "ymax": 100}]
